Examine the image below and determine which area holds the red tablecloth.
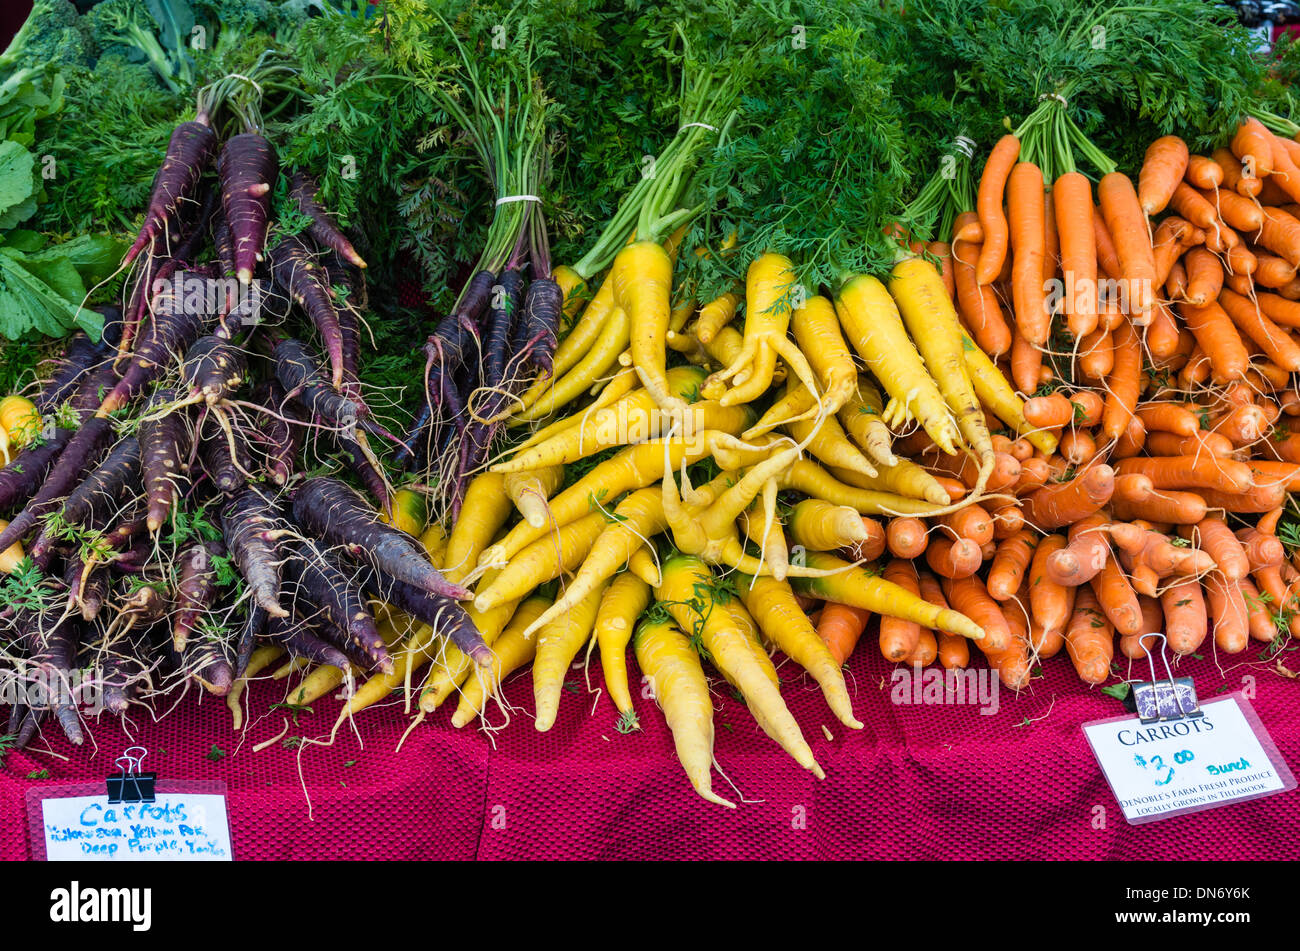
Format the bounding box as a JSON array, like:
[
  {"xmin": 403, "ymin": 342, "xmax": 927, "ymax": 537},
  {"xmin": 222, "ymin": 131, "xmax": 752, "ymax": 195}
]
[{"xmin": 2, "ymin": 645, "xmax": 1297, "ymax": 860}]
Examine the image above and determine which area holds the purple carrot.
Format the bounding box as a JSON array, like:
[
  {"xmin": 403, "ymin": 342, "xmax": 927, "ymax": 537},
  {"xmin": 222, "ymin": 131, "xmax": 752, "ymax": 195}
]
[
  {"xmin": 26, "ymin": 434, "xmax": 141, "ymax": 565},
  {"xmin": 26, "ymin": 435, "xmax": 141, "ymax": 567},
  {"xmin": 24, "ymin": 607, "xmax": 85, "ymax": 745},
  {"xmin": 172, "ymin": 540, "xmax": 226, "ymax": 651},
  {"xmin": 269, "ymin": 233, "xmax": 345, "ymax": 390},
  {"xmin": 97, "ymin": 305, "xmax": 125, "ymax": 353},
  {"xmin": 63, "ymin": 555, "xmax": 109, "ymax": 621},
  {"xmin": 452, "ymin": 269, "xmax": 497, "ymax": 335},
  {"xmin": 217, "ymin": 132, "xmax": 278, "ymax": 284},
  {"xmin": 102, "ymin": 649, "xmax": 145, "ymax": 715},
  {"xmin": 268, "ymin": 614, "xmax": 350, "ymax": 671},
  {"xmin": 116, "ymin": 582, "xmax": 170, "ymax": 633},
  {"xmin": 233, "ymin": 602, "xmax": 268, "ymax": 681},
  {"xmin": 392, "ymin": 401, "xmax": 431, "ymax": 472},
  {"xmin": 221, "ymin": 486, "xmax": 290, "ymax": 619},
  {"xmin": 198, "ymin": 415, "xmax": 252, "ymax": 496},
  {"xmin": 289, "ymin": 170, "xmax": 367, "ymax": 268},
  {"xmin": 181, "ymin": 335, "xmax": 248, "ymax": 404},
  {"xmin": 249, "ymin": 380, "xmax": 299, "ymax": 486},
  {"xmin": 286, "ymin": 542, "xmax": 391, "ymax": 674},
  {"xmin": 125, "ymin": 118, "xmax": 218, "ymax": 266},
  {"xmin": 211, "ymin": 206, "xmax": 237, "ymax": 279},
  {"xmin": 360, "ymin": 568, "xmax": 492, "ymax": 666},
  {"xmin": 102, "ymin": 270, "xmax": 210, "ymax": 416},
  {"xmin": 0, "ymin": 418, "xmax": 112, "ymax": 553},
  {"xmin": 183, "ymin": 635, "xmax": 234, "ymax": 697},
  {"xmin": 272, "ymin": 337, "xmax": 358, "ymax": 425},
  {"xmin": 339, "ymin": 432, "xmax": 390, "ymax": 519},
  {"xmin": 485, "ymin": 268, "xmax": 526, "ymax": 391},
  {"xmin": 139, "ymin": 388, "xmax": 192, "ymax": 532},
  {"xmin": 290, "ymin": 476, "xmax": 470, "ymax": 601},
  {"xmin": 33, "ymin": 333, "xmax": 107, "ymax": 416},
  {"xmin": 520, "ymin": 276, "xmax": 564, "ymax": 373},
  {"xmin": 0, "ymin": 351, "xmax": 120, "ymax": 519},
  {"xmin": 335, "ymin": 297, "xmax": 363, "ymax": 409}
]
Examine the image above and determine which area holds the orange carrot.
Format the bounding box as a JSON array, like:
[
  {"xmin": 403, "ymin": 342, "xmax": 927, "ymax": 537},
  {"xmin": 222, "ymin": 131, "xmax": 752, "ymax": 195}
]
[
  {"xmin": 925, "ymin": 535, "xmax": 982, "ymax": 579},
  {"xmin": 1022, "ymin": 393, "xmax": 1073, "ymax": 429},
  {"xmin": 1102, "ymin": 318, "xmax": 1141, "ymax": 441},
  {"xmin": 976, "ymin": 135, "xmax": 1021, "ymax": 284},
  {"xmin": 1008, "ymin": 162, "xmax": 1050, "ymax": 344},
  {"xmin": 1256, "ymin": 208, "xmax": 1300, "ymax": 267},
  {"xmin": 940, "ymin": 574, "xmax": 1009, "ymax": 653},
  {"xmin": 1185, "ymin": 154, "xmax": 1224, "ymax": 190},
  {"xmin": 1162, "ymin": 579, "xmax": 1208, "ymax": 655},
  {"xmin": 1239, "ymin": 577, "xmax": 1278, "ymax": 643},
  {"xmin": 1176, "ymin": 300, "xmax": 1249, "ymax": 382},
  {"xmin": 879, "ymin": 559, "xmax": 923, "ymax": 662},
  {"xmin": 1064, "ymin": 586, "xmax": 1114, "ymax": 684},
  {"xmin": 886, "ymin": 516, "xmax": 928, "ymax": 559},
  {"xmin": 1010, "ymin": 326, "xmax": 1043, "ymax": 395},
  {"xmin": 1139, "ymin": 136, "xmax": 1190, "ymax": 214},
  {"xmin": 1023, "ymin": 464, "xmax": 1115, "ymax": 530},
  {"xmin": 1204, "ymin": 187, "xmax": 1264, "ymax": 232},
  {"xmin": 1099, "ymin": 173, "xmax": 1156, "ymax": 319},
  {"xmin": 987, "ymin": 529, "xmax": 1037, "ymax": 601},
  {"xmin": 939, "ymin": 504, "xmax": 993, "ymax": 547},
  {"xmin": 1231, "ymin": 118, "xmax": 1274, "ymax": 179},
  {"xmin": 1218, "ymin": 287, "xmax": 1300, "ymax": 371},
  {"xmin": 1094, "ymin": 203, "xmax": 1121, "ymax": 279},
  {"xmin": 817, "ymin": 600, "xmax": 871, "ymax": 666},
  {"xmin": 1214, "ymin": 146, "xmax": 1262, "ymax": 198},
  {"xmin": 1144, "ymin": 430, "xmax": 1235, "ymax": 458},
  {"xmin": 953, "ymin": 221, "xmax": 1012, "ymax": 357},
  {"xmin": 1054, "ymin": 171, "xmax": 1098, "ymax": 337},
  {"xmin": 1078, "ymin": 327, "xmax": 1114, "ymax": 382},
  {"xmin": 1046, "ymin": 514, "xmax": 1112, "ymax": 586},
  {"xmin": 1090, "ymin": 550, "xmax": 1143, "ymax": 636},
  {"xmin": 1182, "ymin": 246, "xmax": 1223, "ymax": 306},
  {"xmin": 1205, "ymin": 571, "xmax": 1249, "ymax": 654}
]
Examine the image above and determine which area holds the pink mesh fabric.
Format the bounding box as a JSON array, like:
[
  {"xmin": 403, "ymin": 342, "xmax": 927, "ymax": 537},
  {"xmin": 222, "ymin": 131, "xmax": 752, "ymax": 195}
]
[{"xmin": 2, "ymin": 647, "xmax": 1296, "ymax": 860}]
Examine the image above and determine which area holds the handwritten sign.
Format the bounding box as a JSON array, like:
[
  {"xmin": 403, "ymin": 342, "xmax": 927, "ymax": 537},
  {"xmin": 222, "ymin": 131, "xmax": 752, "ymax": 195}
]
[
  {"xmin": 1083, "ymin": 695, "xmax": 1295, "ymax": 825},
  {"xmin": 40, "ymin": 793, "xmax": 232, "ymax": 861}
]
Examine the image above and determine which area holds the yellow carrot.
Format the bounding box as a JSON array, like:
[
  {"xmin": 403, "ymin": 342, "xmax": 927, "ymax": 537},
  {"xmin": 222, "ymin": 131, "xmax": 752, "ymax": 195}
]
[
  {"xmin": 707, "ymin": 253, "xmax": 822, "ymax": 406},
  {"xmin": 736, "ymin": 573, "xmax": 863, "ymax": 729},
  {"xmin": 835, "ymin": 273, "xmax": 959, "ymax": 453},
  {"xmin": 960, "ymin": 332, "xmax": 1058, "ymax": 454},
  {"xmin": 521, "ymin": 487, "xmax": 666, "ymax": 637},
  {"xmin": 533, "ymin": 579, "xmax": 609, "ymax": 731},
  {"xmin": 503, "ymin": 466, "xmax": 564, "ymax": 529},
  {"xmin": 792, "ymin": 552, "xmax": 986, "ymax": 641},
  {"xmin": 655, "ymin": 554, "xmax": 825, "ymax": 778},
  {"xmin": 474, "ymin": 511, "xmax": 608, "ymax": 612},
  {"xmin": 634, "ymin": 616, "xmax": 735, "ymax": 808},
  {"xmin": 596, "ymin": 573, "xmax": 654, "ymax": 715},
  {"xmin": 450, "ymin": 597, "xmax": 550, "ymax": 728},
  {"xmin": 479, "ymin": 435, "xmax": 719, "ymax": 567},
  {"xmin": 441, "ymin": 472, "xmax": 512, "ymax": 585}
]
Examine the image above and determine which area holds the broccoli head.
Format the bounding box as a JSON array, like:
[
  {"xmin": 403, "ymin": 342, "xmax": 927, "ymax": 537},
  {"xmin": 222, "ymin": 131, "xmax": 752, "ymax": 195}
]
[
  {"xmin": 85, "ymin": 0, "xmax": 194, "ymax": 94},
  {"xmin": 0, "ymin": 0, "xmax": 92, "ymax": 72}
]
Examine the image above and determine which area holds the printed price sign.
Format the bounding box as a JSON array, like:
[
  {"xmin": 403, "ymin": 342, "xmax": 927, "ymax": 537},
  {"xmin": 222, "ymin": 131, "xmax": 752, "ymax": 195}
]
[
  {"xmin": 1083, "ymin": 694, "xmax": 1295, "ymax": 825},
  {"xmin": 27, "ymin": 784, "xmax": 233, "ymax": 861}
]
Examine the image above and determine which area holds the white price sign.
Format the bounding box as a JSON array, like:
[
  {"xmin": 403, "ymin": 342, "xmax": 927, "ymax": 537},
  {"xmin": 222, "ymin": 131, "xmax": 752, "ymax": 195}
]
[
  {"xmin": 1083, "ymin": 694, "xmax": 1295, "ymax": 825},
  {"xmin": 38, "ymin": 792, "xmax": 233, "ymax": 861}
]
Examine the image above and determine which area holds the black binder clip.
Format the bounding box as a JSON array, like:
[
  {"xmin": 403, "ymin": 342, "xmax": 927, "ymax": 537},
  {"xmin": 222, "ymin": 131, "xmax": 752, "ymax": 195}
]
[
  {"xmin": 106, "ymin": 746, "xmax": 156, "ymax": 804},
  {"xmin": 1123, "ymin": 633, "xmax": 1204, "ymax": 724}
]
